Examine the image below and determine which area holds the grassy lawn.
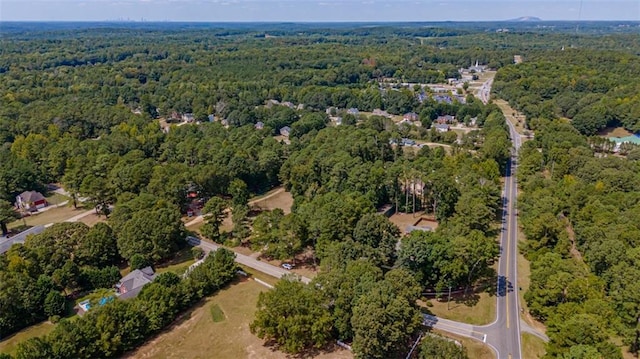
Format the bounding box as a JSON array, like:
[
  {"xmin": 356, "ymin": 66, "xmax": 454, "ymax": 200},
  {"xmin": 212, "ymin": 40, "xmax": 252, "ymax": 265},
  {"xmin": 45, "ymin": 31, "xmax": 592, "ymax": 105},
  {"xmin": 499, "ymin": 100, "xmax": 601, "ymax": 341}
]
[
  {"xmin": 125, "ymin": 279, "xmax": 352, "ymax": 359},
  {"xmin": 185, "ymin": 218, "xmax": 205, "ymax": 233},
  {"xmin": 0, "ymin": 322, "xmax": 55, "ymax": 356},
  {"xmin": 210, "ymin": 304, "xmax": 225, "ymax": 322},
  {"xmin": 522, "ymin": 333, "xmax": 546, "ymax": 359},
  {"xmin": 237, "ymin": 264, "xmax": 279, "ymax": 287},
  {"xmin": 426, "ymin": 290, "xmax": 496, "ymax": 326},
  {"xmin": 432, "ymin": 329, "xmax": 496, "ymax": 359},
  {"xmin": 78, "ymin": 212, "xmax": 106, "ymax": 227},
  {"xmin": 9, "ymin": 205, "xmax": 89, "ymax": 229},
  {"xmin": 46, "ymin": 193, "xmax": 70, "ymax": 206},
  {"xmin": 155, "ymin": 246, "xmax": 197, "ymax": 276}
]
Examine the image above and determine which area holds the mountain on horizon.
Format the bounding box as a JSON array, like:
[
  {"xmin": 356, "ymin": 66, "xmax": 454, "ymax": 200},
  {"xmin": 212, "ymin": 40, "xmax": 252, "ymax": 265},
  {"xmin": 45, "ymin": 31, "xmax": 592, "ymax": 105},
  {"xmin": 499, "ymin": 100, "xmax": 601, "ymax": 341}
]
[{"xmin": 508, "ymin": 16, "xmax": 543, "ymax": 22}]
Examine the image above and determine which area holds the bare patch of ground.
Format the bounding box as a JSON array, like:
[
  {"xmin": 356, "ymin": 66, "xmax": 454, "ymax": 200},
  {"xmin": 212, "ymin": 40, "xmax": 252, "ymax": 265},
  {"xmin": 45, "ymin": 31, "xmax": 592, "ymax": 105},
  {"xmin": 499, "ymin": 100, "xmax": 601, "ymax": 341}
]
[
  {"xmin": 249, "ymin": 188, "xmax": 293, "ymax": 215},
  {"xmin": 598, "ymin": 127, "xmax": 633, "ymax": 138},
  {"xmin": 389, "ymin": 212, "xmax": 439, "ymax": 234}
]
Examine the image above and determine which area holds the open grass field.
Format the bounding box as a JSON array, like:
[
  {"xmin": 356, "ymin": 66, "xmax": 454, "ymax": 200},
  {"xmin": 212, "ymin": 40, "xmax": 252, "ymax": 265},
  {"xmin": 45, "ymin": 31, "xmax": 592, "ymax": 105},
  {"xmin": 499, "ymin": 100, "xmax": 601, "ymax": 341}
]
[
  {"xmin": 249, "ymin": 188, "xmax": 293, "ymax": 215},
  {"xmin": 522, "ymin": 333, "xmax": 546, "ymax": 359},
  {"xmin": 124, "ymin": 278, "xmax": 352, "ymax": 359},
  {"xmin": 9, "ymin": 204, "xmax": 89, "ymax": 229},
  {"xmin": 426, "ymin": 288, "xmax": 496, "ymax": 326},
  {"xmin": 432, "ymin": 329, "xmax": 496, "ymax": 359},
  {"xmin": 155, "ymin": 246, "xmax": 197, "ymax": 276},
  {"xmin": 0, "ymin": 321, "xmax": 55, "ymax": 356}
]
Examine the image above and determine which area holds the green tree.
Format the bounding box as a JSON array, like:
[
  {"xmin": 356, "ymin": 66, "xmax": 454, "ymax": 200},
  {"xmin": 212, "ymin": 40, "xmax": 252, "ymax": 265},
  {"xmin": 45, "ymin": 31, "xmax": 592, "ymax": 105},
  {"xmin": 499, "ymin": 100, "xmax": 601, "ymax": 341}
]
[
  {"xmin": 229, "ymin": 179, "xmax": 249, "ymax": 208},
  {"xmin": 117, "ymin": 207, "xmax": 185, "ymax": 263},
  {"xmin": 352, "ymin": 213, "xmax": 400, "ymax": 267},
  {"xmin": 351, "ymin": 270, "xmax": 422, "ymax": 359},
  {"xmin": 200, "ymin": 197, "xmax": 228, "ymax": 242},
  {"xmin": 76, "ymin": 222, "xmax": 119, "ymax": 267},
  {"xmin": 418, "ymin": 335, "xmax": 469, "ymax": 359},
  {"xmin": 0, "ymin": 199, "xmax": 19, "ymax": 236},
  {"xmin": 43, "ymin": 290, "xmax": 66, "ymax": 318},
  {"xmin": 52, "ymin": 260, "xmax": 80, "ymax": 294},
  {"xmin": 250, "ymin": 277, "xmax": 333, "ymax": 354}
]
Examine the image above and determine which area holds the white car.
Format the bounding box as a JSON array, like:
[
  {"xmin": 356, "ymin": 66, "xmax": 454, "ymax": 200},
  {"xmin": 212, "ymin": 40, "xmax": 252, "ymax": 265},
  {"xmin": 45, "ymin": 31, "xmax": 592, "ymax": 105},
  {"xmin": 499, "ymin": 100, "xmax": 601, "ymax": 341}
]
[{"xmin": 281, "ymin": 263, "xmax": 293, "ymax": 270}]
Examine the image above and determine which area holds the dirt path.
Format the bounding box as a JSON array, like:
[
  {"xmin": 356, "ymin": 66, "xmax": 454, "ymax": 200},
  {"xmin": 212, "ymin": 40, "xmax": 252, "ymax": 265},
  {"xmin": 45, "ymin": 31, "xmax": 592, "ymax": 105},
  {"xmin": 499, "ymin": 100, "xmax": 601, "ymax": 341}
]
[{"xmin": 560, "ymin": 215, "xmax": 585, "ymax": 265}]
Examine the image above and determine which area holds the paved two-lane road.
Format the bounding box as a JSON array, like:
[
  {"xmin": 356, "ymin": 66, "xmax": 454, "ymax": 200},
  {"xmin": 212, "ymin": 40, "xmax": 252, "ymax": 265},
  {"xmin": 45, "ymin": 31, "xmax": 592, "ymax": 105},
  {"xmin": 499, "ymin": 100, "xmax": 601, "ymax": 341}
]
[
  {"xmin": 186, "ymin": 236, "xmax": 311, "ymax": 284},
  {"xmin": 424, "ymin": 118, "xmax": 526, "ymax": 358}
]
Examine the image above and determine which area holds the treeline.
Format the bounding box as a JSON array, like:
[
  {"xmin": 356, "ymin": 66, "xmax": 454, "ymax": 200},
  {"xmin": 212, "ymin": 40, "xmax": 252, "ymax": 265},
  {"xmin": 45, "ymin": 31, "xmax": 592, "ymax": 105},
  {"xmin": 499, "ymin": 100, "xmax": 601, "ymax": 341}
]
[
  {"xmin": 518, "ymin": 119, "xmax": 640, "ymax": 357},
  {"xmin": 493, "ymin": 48, "xmax": 640, "ymax": 135},
  {"xmin": 9, "ymin": 249, "xmax": 237, "ymax": 359}
]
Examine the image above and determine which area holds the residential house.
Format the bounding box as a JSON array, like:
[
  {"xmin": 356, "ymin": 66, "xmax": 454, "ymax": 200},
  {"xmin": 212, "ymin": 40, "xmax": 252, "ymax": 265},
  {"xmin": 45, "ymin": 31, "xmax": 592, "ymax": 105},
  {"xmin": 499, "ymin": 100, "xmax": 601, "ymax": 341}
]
[
  {"xmin": 347, "ymin": 108, "xmax": 359, "ymax": 116},
  {"xmin": 208, "ymin": 114, "xmax": 215, "ymax": 122},
  {"xmin": 182, "ymin": 113, "xmax": 195, "ymax": 123},
  {"xmin": 403, "ymin": 112, "xmax": 419, "ymax": 122},
  {"xmin": 281, "ymin": 101, "xmax": 295, "ymax": 109},
  {"xmin": 401, "ymin": 138, "xmax": 416, "ymax": 146},
  {"xmin": 434, "ymin": 124, "xmax": 450, "ymax": 133},
  {"xmin": 280, "ymin": 126, "xmax": 291, "ymax": 137},
  {"xmin": 169, "ymin": 111, "xmax": 182, "ymax": 122},
  {"xmin": 16, "ymin": 191, "xmax": 47, "ymax": 212},
  {"xmin": 255, "ymin": 121, "xmax": 265, "ymax": 130},
  {"xmin": 115, "ymin": 266, "xmax": 156, "ymax": 300},
  {"xmin": 433, "ymin": 95, "xmax": 453, "ymax": 104},
  {"xmin": 436, "ymin": 115, "xmax": 455, "ymax": 124},
  {"xmin": 296, "ymin": 104, "xmax": 305, "ymax": 110}
]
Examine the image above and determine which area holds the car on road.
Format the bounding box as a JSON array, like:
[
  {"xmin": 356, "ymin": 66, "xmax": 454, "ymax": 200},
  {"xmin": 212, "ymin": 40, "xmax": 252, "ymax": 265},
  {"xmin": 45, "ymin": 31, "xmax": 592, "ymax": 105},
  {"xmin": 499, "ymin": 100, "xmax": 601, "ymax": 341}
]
[{"xmin": 281, "ymin": 263, "xmax": 293, "ymax": 270}]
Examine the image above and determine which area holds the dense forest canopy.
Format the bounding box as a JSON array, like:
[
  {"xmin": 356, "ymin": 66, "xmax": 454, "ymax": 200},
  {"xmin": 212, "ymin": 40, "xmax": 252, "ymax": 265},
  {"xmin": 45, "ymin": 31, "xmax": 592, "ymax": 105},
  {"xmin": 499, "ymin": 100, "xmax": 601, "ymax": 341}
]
[{"xmin": 1, "ymin": 21, "xmax": 640, "ymax": 359}]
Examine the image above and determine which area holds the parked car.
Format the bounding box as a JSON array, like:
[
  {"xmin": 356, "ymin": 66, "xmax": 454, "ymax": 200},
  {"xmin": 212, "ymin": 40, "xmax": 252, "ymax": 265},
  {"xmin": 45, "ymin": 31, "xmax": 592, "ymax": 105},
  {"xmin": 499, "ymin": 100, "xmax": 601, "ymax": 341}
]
[{"xmin": 281, "ymin": 263, "xmax": 293, "ymax": 270}]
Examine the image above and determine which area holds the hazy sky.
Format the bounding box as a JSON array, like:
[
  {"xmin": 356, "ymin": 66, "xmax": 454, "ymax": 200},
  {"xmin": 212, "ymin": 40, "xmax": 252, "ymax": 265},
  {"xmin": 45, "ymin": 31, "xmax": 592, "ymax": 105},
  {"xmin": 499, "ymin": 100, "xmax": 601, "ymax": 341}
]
[{"xmin": 2, "ymin": 0, "xmax": 639, "ymax": 22}]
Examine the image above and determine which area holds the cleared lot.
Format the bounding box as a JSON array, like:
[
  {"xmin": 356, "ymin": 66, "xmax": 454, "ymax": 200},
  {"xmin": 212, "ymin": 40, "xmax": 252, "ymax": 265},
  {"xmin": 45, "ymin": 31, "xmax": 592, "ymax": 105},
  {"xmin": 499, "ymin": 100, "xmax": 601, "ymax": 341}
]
[{"xmin": 124, "ymin": 278, "xmax": 352, "ymax": 359}]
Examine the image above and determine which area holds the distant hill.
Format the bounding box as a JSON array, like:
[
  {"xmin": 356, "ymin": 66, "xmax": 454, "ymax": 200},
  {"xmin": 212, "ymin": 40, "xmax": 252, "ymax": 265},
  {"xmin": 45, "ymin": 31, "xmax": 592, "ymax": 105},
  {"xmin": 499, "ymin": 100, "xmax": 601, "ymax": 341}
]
[{"xmin": 508, "ymin": 16, "xmax": 543, "ymax": 22}]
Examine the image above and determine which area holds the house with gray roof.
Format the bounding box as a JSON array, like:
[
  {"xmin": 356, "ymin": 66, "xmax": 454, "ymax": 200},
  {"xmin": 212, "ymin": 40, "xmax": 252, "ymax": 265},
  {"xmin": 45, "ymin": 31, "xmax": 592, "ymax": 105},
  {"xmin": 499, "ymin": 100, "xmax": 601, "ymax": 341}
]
[
  {"xmin": 16, "ymin": 191, "xmax": 47, "ymax": 212},
  {"xmin": 115, "ymin": 266, "xmax": 156, "ymax": 300}
]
